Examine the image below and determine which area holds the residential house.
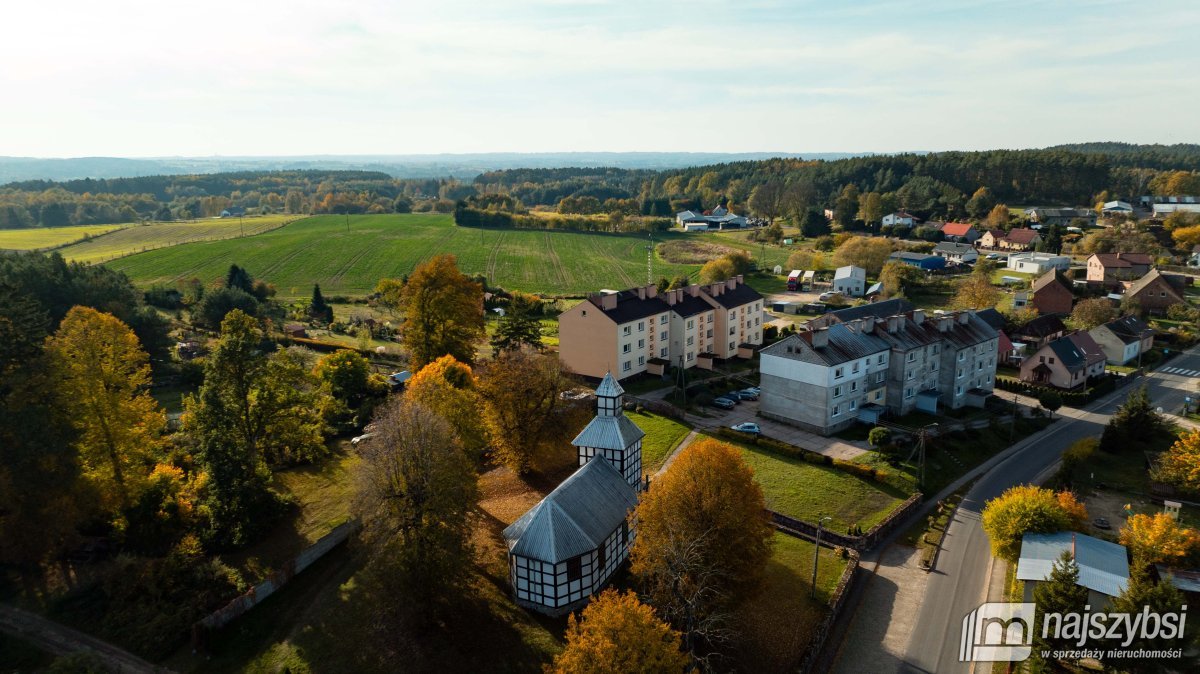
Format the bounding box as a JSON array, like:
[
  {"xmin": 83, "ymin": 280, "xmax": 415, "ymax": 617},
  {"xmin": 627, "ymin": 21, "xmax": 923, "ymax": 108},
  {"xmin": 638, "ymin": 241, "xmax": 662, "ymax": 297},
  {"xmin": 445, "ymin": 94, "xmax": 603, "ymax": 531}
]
[
  {"xmin": 832, "ymin": 265, "xmax": 867, "ymax": 297},
  {"xmin": 807, "ymin": 297, "xmax": 915, "ymax": 329},
  {"xmin": 998, "ymin": 228, "xmax": 1042, "ymax": 251},
  {"xmin": 1089, "ymin": 315, "xmax": 1154, "ymax": 365},
  {"xmin": 1085, "ymin": 252, "xmax": 1153, "ymax": 284},
  {"xmin": 976, "ymin": 308, "xmax": 1020, "ymax": 365},
  {"xmin": 1067, "ymin": 331, "xmax": 1108, "ymax": 380},
  {"xmin": 1012, "ymin": 315, "xmax": 1067, "ymax": 350},
  {"xmin": 1102, "ymin": 201, "xmax": 1133, "ymax": 215},
  {"xmin": 219, "ymin": 206, "xmax": 246, "ymax": 218},
  {"xmin": 1122, "ymin": 268, "xmax": 1186, "ymax": 315},
  {"xmin": 932, "ymin": 241, "xmax": 979, "ymax": 265},
  {"xmin": 759, "ymin": 323, "xmax": 891, "ymax": 435},
  {"xmin": 978, "ymin": 228, "xmax": 1007, "ymax": 249},
  {"xmin": 887, "ymin": 251, "xmax": 946, "ymax": 270},
  {"xmin": 940, "ymin": 222, "xmax": 979, "ymax": 243},
  {"xmin": 1018, "ymin": 532, "xmax": 1129, "ymax": 609},
  {"xmin": 1024, "ymin": 207, "xmax": 1097, "ymax": 227},
  {"xmin": 558, "ymin": 277, "xmax": 763, "ymax": 379},
  {"xmin": 1029, "ymin": 269, "xmax": 1075, "ymax": 316},
  {"xmin": 882, "ymin": 211, "xmax": 918, "ymax": 228},
  {"xmin": 1006, "ymin": 252, "xmax": 1070, "ymax": 274},
  {"xmin": 1189, "ymin": 245, "xmax": 1200, "ymax": 268},
  {"xmin": 1020, "ymin": 334, "xmax": 1095, "ymax": 389},
  {"xmin": 504, "ymin": 375, "xmax": 641, "ymax": 616}
]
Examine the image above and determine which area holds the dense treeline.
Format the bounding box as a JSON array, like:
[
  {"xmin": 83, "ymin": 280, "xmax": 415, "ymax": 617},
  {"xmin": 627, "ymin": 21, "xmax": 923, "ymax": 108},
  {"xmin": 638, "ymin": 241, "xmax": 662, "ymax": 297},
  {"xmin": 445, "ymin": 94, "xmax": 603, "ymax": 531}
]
[
  {"xmin": 453, "ymin": 203, "xmax": 671, "ymax": 233},
  {"xmin": 1052, "ymin": 142, "xmax": 1200, "ymax": 171}
]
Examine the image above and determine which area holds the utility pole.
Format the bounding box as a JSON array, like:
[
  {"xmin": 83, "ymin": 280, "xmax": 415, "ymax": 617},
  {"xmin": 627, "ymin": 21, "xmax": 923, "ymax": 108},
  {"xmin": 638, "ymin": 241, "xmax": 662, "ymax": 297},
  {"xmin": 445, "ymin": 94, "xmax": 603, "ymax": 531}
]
[
  {"xmin": 345, "ymin": 213, "xmax": 350, "ymax": 232},
  {"xmin": 918, "ymin": 423, "xmax": 937, "ymax": 489},
  {"xmin": 1010, "ymin": 393, "xmax": 1019, "ymax": 442},
  {"xmin": 810, "ymin": 515, "xmax": 832, "ymax": 598},
  {"xmin": 647, "ymin": 232, "xmax": 654, "ymax": 286}
]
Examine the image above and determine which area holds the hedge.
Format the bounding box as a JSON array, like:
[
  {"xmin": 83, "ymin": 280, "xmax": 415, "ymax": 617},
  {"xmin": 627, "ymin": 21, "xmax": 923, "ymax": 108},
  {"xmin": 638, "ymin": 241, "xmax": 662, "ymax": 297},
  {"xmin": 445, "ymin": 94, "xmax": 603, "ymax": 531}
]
[{"xmin": 994, "ymin": 374, "xmax": 1116, "ymax": 406}]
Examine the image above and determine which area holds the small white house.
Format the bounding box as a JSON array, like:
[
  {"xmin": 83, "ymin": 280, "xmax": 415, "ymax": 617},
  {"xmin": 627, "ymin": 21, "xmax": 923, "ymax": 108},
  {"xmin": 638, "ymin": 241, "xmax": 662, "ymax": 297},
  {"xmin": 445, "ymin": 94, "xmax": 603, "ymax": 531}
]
[
  {"xmin": 882, "ymin": 211, "xmax": 917, "ymax": 228},
  {"xmin": 1006, "ymin": 252, "xmax": 1070, "ymax": 274},
  {"xmin": 932, "ymin": 242, "xmax": 979, "ymax": 264},
  {"xmin": 832, "ymin": 265, "xmax": 866, "ymax": 297}
]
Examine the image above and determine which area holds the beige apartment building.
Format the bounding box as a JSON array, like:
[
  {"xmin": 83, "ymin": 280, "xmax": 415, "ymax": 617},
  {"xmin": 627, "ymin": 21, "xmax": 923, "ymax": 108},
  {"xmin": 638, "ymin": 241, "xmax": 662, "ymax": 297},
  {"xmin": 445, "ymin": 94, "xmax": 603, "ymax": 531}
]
[{"xmin": 559, "ymin": 276, "xmax": 764, "ymax": 380}]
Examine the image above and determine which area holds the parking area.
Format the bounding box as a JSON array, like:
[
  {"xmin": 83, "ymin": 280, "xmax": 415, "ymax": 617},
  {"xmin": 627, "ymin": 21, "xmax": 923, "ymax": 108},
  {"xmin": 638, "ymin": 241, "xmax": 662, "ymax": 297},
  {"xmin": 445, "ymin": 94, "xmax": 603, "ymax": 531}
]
[{"xmin": 691, "ymin": 398, "xmax": 870, "ymax": 461}]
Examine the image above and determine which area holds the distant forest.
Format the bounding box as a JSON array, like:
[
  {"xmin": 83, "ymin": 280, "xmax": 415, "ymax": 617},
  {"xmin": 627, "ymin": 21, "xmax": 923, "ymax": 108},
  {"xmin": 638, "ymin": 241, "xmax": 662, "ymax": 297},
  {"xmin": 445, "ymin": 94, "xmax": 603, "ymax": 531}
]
[{"xmin": 2, "ymin": 144, "xmax": 1199, "ymax": 230}]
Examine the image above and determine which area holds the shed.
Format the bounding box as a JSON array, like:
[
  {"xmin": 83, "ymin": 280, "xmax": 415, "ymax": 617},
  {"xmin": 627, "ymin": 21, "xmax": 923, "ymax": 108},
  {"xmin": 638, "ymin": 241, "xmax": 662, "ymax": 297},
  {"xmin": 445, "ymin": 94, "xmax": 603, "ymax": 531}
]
[{"xmin": 1018, "ymin": 531, "xmax": 1129, "ymax": 608}]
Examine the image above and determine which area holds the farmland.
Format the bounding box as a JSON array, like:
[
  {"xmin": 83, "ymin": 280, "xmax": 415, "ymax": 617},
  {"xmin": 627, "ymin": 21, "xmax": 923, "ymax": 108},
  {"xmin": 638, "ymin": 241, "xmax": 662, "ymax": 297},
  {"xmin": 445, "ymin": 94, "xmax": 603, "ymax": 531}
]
[
  {"xmin": 55, "ymin": 214, "xmax": 299, "ymax": 263},
  {"xmin": 109, "ymin": 214, "xmax": 798, "ymax": 298},
  {"xmin": 0, "ymin": 223, "xmax": 128, "ymax": 250}
]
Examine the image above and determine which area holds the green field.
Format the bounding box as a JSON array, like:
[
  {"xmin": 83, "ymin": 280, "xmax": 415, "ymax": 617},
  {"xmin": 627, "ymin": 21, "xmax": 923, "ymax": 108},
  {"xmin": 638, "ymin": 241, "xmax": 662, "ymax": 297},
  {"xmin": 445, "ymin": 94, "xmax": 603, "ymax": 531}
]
[
  {"xmin": 0, "ymin": 223, "xmax": 128, "ymax": 250},
  {"xmin": 629, "ymin": 411, "xmax": 692, "ymax": 473},
  {"xmin": 57, "ymin": 214, "xmax": 299, "ymax": 263},
  {"xmin": 109, "ymin": 214, "xmax": 797, "ymax": 298}
]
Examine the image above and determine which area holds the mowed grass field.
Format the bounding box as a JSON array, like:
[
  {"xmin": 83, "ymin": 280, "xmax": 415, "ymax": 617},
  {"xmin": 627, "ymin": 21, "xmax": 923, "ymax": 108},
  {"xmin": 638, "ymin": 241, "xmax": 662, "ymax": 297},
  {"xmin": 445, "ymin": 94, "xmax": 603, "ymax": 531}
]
[
  {"xmin": 57, "ymin": 214, "xmax": 299, "ymax": 263},
  {"xmin": 0, "ymin": 223, "xmax": 128, "ymax": 250},
  {"xmin": 109, "ymin": 213, "xmax": 770, "ymax": 297}
]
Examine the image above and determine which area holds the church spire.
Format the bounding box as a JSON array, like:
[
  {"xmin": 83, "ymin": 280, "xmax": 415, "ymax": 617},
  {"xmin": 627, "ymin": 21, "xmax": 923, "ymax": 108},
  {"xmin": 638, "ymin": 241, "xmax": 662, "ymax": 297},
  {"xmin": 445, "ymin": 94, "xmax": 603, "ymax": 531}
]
[{"xmin": 595, "ymin": 372, "xmax": 624, "ymax": 417}]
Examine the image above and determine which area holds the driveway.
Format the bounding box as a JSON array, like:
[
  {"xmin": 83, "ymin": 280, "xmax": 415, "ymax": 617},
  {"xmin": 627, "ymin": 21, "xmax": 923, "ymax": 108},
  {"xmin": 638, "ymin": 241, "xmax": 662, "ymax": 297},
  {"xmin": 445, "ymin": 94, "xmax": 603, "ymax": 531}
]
[{"xmin": 689, "ymin": 399, "xmax": 869, "ymax": 460}]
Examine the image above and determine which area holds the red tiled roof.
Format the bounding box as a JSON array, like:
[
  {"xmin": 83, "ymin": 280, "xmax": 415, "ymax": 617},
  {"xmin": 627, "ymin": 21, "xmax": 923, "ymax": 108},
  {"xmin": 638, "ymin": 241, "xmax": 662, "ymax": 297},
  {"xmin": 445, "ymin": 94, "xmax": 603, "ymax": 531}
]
[
  {"xmin": 1004, "ymin": 228, "xmax": 1040, "ymax": 244},
  {"xmin": 942, "ymin": 222, "xmax": 975, "ymax": 237}
]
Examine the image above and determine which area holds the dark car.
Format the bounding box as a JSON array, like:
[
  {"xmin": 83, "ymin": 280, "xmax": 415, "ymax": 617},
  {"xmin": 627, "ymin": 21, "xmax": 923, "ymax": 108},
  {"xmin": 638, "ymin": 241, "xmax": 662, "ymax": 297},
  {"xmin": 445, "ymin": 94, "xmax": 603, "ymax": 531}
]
[{"xmin": 711, "ymin": 397, "xmax": 736, "ymax": 410}]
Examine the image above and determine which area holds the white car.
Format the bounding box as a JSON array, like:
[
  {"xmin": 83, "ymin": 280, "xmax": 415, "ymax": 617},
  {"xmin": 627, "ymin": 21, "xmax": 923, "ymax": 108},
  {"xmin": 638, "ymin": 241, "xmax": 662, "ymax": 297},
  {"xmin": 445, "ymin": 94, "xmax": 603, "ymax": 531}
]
[
  {"xmin": 350, "ymin": 433, "xmax": 376, "ymax": 447},
  {"xmin": 731, "ymin": 422, "xmax": 762, "ymax": 435}
]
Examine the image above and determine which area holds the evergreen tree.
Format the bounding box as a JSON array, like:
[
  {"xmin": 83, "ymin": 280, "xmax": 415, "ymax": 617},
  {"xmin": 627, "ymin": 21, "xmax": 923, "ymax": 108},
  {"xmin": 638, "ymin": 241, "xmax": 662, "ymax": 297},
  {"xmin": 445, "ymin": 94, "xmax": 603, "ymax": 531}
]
[
  {"xmin": 490, "ymin": 293, "xmax": 544, "ymax": 354},
  {"xmin": 309, "ymin": 283, "xmax": 333, "ymax": 323},
  {"xmin": 224, "ymin": 264, "xmax": 254, "ymax": 294},
  {"xmin": 1105, "ymin": 567, "xmax": 1193, "ymax": 673},
  {"xmin": 1100, "ymin": 386, "xmax": 1168, "ymax": 453},
  {"xmin": 1032, "ymin": 550, "xmax": 1089, "ymax": 665}
]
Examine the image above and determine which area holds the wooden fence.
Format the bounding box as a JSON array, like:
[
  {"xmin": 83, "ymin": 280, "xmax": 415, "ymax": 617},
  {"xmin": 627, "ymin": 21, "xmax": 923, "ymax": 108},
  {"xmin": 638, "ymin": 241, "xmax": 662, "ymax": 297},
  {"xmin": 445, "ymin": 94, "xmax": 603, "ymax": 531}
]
[{"xmin": 191, "ymin": 521, "xmax": 358, "ymax": 650}]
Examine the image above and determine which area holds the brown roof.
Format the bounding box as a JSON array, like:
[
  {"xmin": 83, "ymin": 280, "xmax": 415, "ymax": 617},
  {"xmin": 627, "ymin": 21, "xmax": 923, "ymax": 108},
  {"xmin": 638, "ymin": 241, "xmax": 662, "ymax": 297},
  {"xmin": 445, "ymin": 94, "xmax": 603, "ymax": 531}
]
[
  {"xmin": 941, "ymin": 222, "xmax": 975, "ymax": 237},
  {"xmin": 1091, "ymin": 252, "xmax": 1153, "ymax": 269},
  {"xmin": 1004, "ymin": 228, "xmax": 1040, "ymax": 244},
  {"xmin": 1125, "ymin": 268, "xmax": 1184, "ymax": 302},
  {"xmin": 1032, "ymin": 269, "xmax": 1072, "ymax": 294},
  {"xmin": 1066, "ymin": 331, "xmax": 1106, "ymax": 366},
  {"xmin": 985, "ymin": 229, "xmax": 1006, "ymax": 239}
]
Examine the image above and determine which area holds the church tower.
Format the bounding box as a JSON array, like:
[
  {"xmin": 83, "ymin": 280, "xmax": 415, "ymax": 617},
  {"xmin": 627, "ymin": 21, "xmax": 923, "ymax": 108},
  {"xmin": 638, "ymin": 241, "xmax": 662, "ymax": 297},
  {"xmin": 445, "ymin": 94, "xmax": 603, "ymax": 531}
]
[{"xmin": 571, "ymin": 373, "xmax": 645, "ymax": 487}]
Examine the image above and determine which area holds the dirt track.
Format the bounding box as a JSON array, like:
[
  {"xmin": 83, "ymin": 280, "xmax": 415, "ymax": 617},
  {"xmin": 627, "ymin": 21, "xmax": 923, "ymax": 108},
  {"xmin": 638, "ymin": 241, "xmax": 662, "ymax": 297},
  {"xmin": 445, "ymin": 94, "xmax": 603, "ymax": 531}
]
[{"xmin": 0, "ymin": 604, "xmax": 169, "ymax": 673}]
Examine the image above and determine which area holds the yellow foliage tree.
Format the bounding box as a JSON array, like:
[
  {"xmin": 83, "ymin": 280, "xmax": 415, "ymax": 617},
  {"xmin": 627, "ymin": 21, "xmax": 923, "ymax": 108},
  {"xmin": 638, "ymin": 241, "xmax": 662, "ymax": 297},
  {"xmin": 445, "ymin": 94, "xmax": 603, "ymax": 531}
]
[
  {"xmin": 699, "ymin": 257, "xmax": 736, "ymax": 284},
  {"xmin": 1120, "ymin": 512, "xmax": 1200, "ymax": 568},
  {"xmin": 631, "ymin": 439, "xmax": 772, "ymax": 655},
  {"xmin": 981, "ymin": 485, "xmax": 1087, "ymax": 562},
  {"xmin": 952, "ymin": 273, "xmax": 1000, "ymax": 310},
  {"xmin": 44, "ymin": 306, "xmax": 166, "ymax": 519},
  {"xmin": 404, "ymin": 355, "xmax": 486, "ymax": 457},
  {"xmin": 1152, "ymin": 428, "xmax": 1200, "ymax": 496},
  {"xmin": 401, "ymin": 254, "xmax": 485, "ymax": 370},
  {"xmin": 549, "ymin": 589, "xmax": 689, "ymax": 674},
  {"xmin": 1171, "ymin": 224, "xmax": 1200, "ymax": 250},
  {"xmin": 831, "ymin": 236, "xmax": 894, "ymax": 275}
]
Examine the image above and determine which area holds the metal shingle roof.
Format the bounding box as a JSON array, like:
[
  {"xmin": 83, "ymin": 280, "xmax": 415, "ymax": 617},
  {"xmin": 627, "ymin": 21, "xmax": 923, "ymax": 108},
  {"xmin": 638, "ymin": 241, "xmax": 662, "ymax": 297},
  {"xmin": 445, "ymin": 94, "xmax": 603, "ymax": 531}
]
[
  {"xmin": 594, "ymin": 372, "xmax": 624, "ymax": 398},
  {"xmin": 1016, "ymin": 531, "xmax": 1129, "ymax": 597},
  {"xmin": 502, "ymin": 456, "xmax": 638, "ymax": 562},
  {"xmin": 572, "ymin": 414, "xmax": 645, "ymax": 451}
]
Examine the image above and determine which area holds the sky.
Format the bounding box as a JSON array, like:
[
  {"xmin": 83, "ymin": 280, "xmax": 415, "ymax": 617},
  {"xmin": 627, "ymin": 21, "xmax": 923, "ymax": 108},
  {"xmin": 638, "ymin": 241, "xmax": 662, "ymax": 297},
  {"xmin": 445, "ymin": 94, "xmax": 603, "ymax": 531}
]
[{"xmin": 3, "ymin": 0, "xmax": 1199, "ymax": 157}]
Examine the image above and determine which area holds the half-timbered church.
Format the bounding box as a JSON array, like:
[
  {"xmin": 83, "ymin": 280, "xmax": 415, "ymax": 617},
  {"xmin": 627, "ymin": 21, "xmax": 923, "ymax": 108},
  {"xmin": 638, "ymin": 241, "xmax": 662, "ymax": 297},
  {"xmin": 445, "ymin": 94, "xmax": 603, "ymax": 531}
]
[{"xmin": 502, "ymin": 373, "xmax": 644, "ymax": 616}]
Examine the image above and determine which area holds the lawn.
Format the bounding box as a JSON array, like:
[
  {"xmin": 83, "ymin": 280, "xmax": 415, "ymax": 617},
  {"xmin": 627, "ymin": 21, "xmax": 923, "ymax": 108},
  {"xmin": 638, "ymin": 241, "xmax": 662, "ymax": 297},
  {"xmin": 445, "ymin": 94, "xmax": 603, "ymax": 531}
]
[
  {"xmin": 727, "ymin": 439, "xmax": 909, "ymax": 532},
  {"xmin": 734, "ymin": 532, "xmax": 848, "ymax": 673},
  {"xmin": 57, "ymin": 214, "xmax": 299, "ymax": 264},
  {"xmin": 108, "ymin": 214, "xmax": 713, "ymax": 298},
  {"xmin": 0, "ymin": 223, "xmax": 128, "ymax": 250},
  {"xmin": 628, "ymin": 411, "xmax": 691, "ymax": 473}
]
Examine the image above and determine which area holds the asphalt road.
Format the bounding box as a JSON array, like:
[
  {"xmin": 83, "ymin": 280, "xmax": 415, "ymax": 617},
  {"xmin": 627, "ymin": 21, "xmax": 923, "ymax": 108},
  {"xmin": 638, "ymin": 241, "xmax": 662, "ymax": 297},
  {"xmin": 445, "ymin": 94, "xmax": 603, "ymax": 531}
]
[{"xmin": 900, "ymin": 347, "xmax": 1200, "ymax": 674}]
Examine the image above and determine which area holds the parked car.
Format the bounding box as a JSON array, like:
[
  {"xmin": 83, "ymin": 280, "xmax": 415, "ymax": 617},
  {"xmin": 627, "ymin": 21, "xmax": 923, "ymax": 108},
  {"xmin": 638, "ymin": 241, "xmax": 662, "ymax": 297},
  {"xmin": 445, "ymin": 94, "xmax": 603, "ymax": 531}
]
[
  {"xmin": 711, "ymin": 397, "xmax": 736, "ymax": 410},
  {"xmin": 818, "ymin": 291, "xmax": 836, "ymax": 301},
  {"xmin": 351, "ymin": 433, "xmax": 376, "ymax": 447},
  {"xmin": 731, "ymin": 422, "xmax": 761, "ymax": 435},
  {"xmin": 736, "ymin": 389, "xmax": 759, "ymax": 400}
]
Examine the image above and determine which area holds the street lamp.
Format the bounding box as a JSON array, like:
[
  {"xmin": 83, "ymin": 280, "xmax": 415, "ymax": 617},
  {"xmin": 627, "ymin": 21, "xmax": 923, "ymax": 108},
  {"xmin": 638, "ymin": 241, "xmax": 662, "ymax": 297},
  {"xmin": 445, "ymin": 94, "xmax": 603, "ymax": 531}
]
[{"xmin": 810, "ymin": 515, "xmax": 833, "ymax": 598}]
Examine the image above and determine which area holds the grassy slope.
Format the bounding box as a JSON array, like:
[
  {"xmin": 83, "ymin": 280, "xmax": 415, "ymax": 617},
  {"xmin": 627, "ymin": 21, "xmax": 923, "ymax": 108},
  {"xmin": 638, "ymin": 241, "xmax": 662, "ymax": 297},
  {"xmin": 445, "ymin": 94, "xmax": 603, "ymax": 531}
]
[
  {"xmin": 0, "ymin": 223, "xmax": 128, "ymax": 250},
  {"xmin": 57, "ymin": 214, "xmax": 299, "ymax": 263},
  {"xmin": 108, "ymin": 214, "xmax": 801, "ymax": 298},
  {"xmin": 628, "ymin": 411, "xmax": 691, "ymax": 473}
]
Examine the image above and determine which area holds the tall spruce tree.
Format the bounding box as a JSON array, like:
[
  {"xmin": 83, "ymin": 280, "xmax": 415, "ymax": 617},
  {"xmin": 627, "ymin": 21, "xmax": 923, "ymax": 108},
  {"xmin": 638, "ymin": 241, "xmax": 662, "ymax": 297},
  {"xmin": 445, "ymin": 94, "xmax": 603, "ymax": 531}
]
[
  {"xmin": 490, "ymin": 293, "xmax": 544, "ymax": 354},
  {"xmin": 309, "ymin": 283, "xmax": 333, "ymax": 323},
  {"xmin": 1032, "ymin": 550, "xmax": 1089, "ymax": 666},
  {"xmin": 1105, "ymin": 567, "xmax": 1192, "ymax": 673}
]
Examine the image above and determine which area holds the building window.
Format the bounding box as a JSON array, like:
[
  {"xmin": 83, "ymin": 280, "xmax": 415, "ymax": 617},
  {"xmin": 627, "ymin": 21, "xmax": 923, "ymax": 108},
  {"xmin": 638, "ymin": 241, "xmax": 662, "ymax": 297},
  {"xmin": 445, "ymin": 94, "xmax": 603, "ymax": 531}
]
[
  {"xmin": 686, "ymin": 352, "xmax": 694, "ymax": 362},
  {"xmin": 834, "ymin": 386, "xmax": 843, "ymax": 397},
  {"xmin": 567, "ymin": 557, "xmax": 582, "ymax": 581},
  {"xmin": 850, "ymin": 399, "xmax": 857, "ymax": 411},
  {"xmin": 708, "ymin": 314, "xmax": 713, "ymax": 323},
  {"xmin": 905, "ymin": 387, "xmax": 914, "ymax": 399},
  {"xmin": 638, "ymin": 356, "xmax": 645, "ymax": 366},
  {"xmin": 687, "ymin": 336, "xmax": 694, "ymax": 346},
  {"xmin": 878, "ymin": 354, "xmax": 886, "ymax": 364},
  {"xmin": 852, "ymin": 362, "xmax": 860, "ymax": 373},
  {"xmin": 623, "ymin": 326, "xmax": 631, "ymax": 336},
  {"xmin": 661, "ymin": 331, "xmax": 668, "ymax": 340},
  {"xmin": 638, "ymin": 339, "xmax": 645, "ymax": 349},
  {"xmin": 597, "ymin": 545, "xmax": 606, "ymax": 569},
  {"xmin": 851, "ymin": 381, "xmax": 858, "ymax": 392},
  {"xmin": 958, "ymin": 352, "xmax": 965, "ymax": 362},
  {"xmin": 956, "ymin": 385, "xmax": 963, "ymax": 395},
  {"xmin": 729, "ymin": 342, "xmax": 735, "ymax": 351},
  {"xmin": 623, "ymin": 344, "xmax": 631, "ymax": 353},
  {"xmin": 729, "ymin": 312, "xmax": 735, "ymax": 321},
  {"xmin": 582, "ymin": 310, "xmax": 587, "ymax": 317},
  {"xmin": 706, "ymin": 329, "xmax": 713, "ymax": 338},
  {"xmin": 660, "ymin": 315, "xmax": 668, "ymax": 324},
  {"xmin": 907, "ymin": 370, "xmax": 914, "ymax": 381},
  {"xmin": 832, "ymin": 404, "xmax": 841, "ymax": 417},
  {"xmin": 875, "ymin": 390, "xmax": 883, "ymax": 401},
  {"xmin": 907, "ymin": 352, "xmax": 916, "ymax": 363},
  {"xmin": 729, "ymin": 327, "xmax": 736, "ymax": 336},
  {"xmin": 623, "ymin": 361, "xmax": 631, "ymax": 372},
  {"xmin": 660, "ymin": 347, "xmax": 668, "ymax": 357},
  {"xmin": 1049, "ymin": 357, "xmax": 1055, "ymax": 364},
  {"xmin": 638, "ymin": 321, "xmax": 644, "ymax": 332},
  {"xmin": 957, "ymin": 369, "xmax": 963, "ymax": 379},
  {"xmin": 834, "ymin": 367, "xmax": 844, "ymax": 379},
  {"xmin": 877, "ymin": 373, "xmax": 886, "ymax": 383},
  {"xmin": 687, "ymin": 320, "xmax": 694, "ymax": 330},
  {"xmin": 933, "ymin": 344, "xmax": 940, "ymax": 354}
]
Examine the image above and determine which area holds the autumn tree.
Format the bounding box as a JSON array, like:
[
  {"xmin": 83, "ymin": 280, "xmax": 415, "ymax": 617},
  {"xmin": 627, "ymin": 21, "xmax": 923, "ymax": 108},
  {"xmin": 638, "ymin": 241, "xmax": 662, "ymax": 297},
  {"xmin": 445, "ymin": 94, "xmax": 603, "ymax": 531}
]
[
  {"xmin": 981, "ymin": 485, "xmax": 1087, "ymax": 561},
  {"xmin": 1120, "ymin": 512, "xmax": 1200, "ymax": 569},
  {"xmin": 1153, "ymin": 429, "xmax": 1200, "ymax": 496},
  {"xmin": 404, "ymin": 355, "xmax": 487, "ymax": 458},
  {"xmin": 45, "ymin": 306, "xmax": 166, "ymax": 521},
  {"xmin": 951, "ymin": 273, "xmax": 1000, "ymax": 310},
  {"xmin": 965, "ymin": 187, "xmax": 996, "ymax": 220},
  {"xmin": 401, "ymin": 254, "xmax": 485, "ymax": 369},
  {"xmin": 832, "ymin": 184, "xmax": 861, "ymax": 229},
  {"xmin": 631, "ymin": 439, "xmax": 773, "ymax": 660},
  {"xmin": 1171, "ymin": 223, "xmax": 1200, "ymax": 250},
  {"xmin": 878, "ymin": 260, "xmax": 922, "ymax": 298},
  {"xmin": 857, "ymin": 191, "xmax": 883, "ymax": 228},
  {"xmin": 373, "ymin": 277, "xmax": 405, "ymax": 317},
  {"xmin": 551, "ymin": 589, "xmax": 689, "ymax": 674},
  {"xmin": 748, "ymin": 180, "xmax": 785, "ymax": 223},
  {"xmin": 491, "ymin": 291, "xmax": 544, "ymax": 354},
  {"xmin": 1069, "ymin": 297, "xmax": 1117, "ymax": 330},
  {"xmin": 1100, "ymin": 386, "xmax": 1169, "ymax": 453},
  {"xmin": 831, "ymin": 236, "xmax": 894, "ymax": 275},
  {"xmin": 476, "ymin": 349, "xmax": 588, "ymax": 473},
  {"xmin": 353, "ymin": 400, "xmax": 477, "ymax": 613},
  {"xmin": 785, "ymin": 250, "xmax": 826, "ymax": 273},
  {"xmin": 699, "ymin": 257, "xmax": 736, "ymax": 284},
  {"xmin": 314, "ymin": 349, "xmax": 387, "ymax": 430},
  {"xmin": 986, "ymin": 204, "xmax": 1011, "ymax": 230}
]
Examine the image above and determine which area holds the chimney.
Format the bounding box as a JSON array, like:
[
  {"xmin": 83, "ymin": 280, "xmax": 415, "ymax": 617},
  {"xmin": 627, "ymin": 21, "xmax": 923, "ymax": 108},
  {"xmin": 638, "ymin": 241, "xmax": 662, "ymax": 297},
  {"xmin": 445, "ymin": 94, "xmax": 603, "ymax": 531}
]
[
  {"xmin": 688, "ymin": 285, "xmax": 700, "ymax": 297},
  {"xmin": 736, "ymin": 274, "xmax": 744, "ymax": 285},
  {"xmin": 887, "ymin": 315, "xmax": 901, "ymax": 334},
  {"xmin": 958, "ymin": 311, "xmax": 970, "ymax": 325},
  {"xmin": 726, "ymin": 277, "xmax": 736, "ymax": 290},
  {"xmin": 937, "ymin": 316, "xmax": 952, "ymax": 332},
  {"xmin": 810, "ymin": 328, "xmax": 830, "ymax": 348},
  {"xmin": 600, "ymin": 293, "xmax": 617, "ymax": 310},
  {"xmin": 637, "ymin": 286, "xmax": 646, "ymax": 300},
  {"xmin": 911, "ymin": 309, "xmax": 926, "ymax": 325},
  {"xmin": 646, "ymin": 284, "xmax": 658, "ymax": 299}
]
